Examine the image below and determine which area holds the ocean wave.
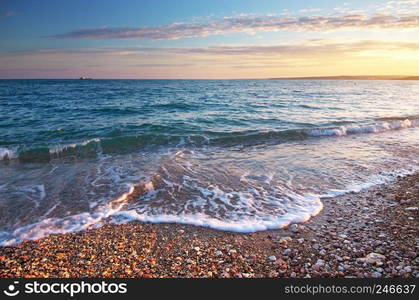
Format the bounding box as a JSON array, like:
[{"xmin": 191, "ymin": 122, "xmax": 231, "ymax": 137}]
[
  {"xmin": 88, "ymin": 107, "xmax": 142, "ymax": 116},
  {"xmin": 375, "ymin": 114, "xmax": 419, "ymax": 121},
  {"xmin": 306, "ymin": 118, "xmax": 419, "ymax": 137},
  {"xmin": 3, "ymin": 117, "xmax": 419, "ymax": 163},
  {"xmin": 49, "ymin": 138, "xmax": 101, "ymax": 155},
  {"xmin": 0, "ymin": 147, "xmax": 17, "ymax": 161}
]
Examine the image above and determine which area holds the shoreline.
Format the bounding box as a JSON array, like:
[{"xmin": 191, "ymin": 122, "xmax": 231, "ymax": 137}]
[{"xmin": 0, "ymin": 173, "xmax": 417, "ymax": 278}]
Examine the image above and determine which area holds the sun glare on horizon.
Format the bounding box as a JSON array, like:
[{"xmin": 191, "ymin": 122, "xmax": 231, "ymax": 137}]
[{"xmin": 0, "ymin": 0, "xmax": 418, "ymax": 78}]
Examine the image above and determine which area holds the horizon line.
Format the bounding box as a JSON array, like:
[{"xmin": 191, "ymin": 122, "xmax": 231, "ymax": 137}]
[{"xmin": 1, "ymin": 75, "xmax": 419, "ymax": 80}]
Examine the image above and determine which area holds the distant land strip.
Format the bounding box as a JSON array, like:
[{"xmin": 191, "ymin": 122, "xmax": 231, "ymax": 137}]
[{"xmin": 269, "ymin": 75, "xmax": 419, "ymax": 80}]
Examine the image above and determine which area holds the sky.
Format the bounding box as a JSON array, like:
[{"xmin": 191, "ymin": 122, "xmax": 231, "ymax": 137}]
[{"xmin": 0, "ymin": 0, "xmax": 418, "ymax": 79}]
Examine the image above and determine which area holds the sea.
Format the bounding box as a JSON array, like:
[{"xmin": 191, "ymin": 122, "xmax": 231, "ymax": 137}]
[{"xmin": 0, "ymin": 79, "xmax": 418, "ymax": 246}]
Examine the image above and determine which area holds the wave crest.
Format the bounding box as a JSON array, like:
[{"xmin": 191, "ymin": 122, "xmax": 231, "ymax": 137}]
[
  {"xmin": 307, "ymin": 118, "xmax": 418, "ymax": 137},
  {"xmin": 2, "ymin": 117, "xmax": 419, "ymax": 163}
]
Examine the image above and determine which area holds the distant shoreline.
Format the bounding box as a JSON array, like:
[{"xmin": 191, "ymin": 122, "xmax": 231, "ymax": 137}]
[{"xmin": 269, "ymin": 75, "xmax": 419, "ymax": 81}]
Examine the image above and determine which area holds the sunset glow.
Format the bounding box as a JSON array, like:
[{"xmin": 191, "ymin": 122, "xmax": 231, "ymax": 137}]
[{"xmin": 1, "ymin": 0, "xmax": 418, "ymax": 78}]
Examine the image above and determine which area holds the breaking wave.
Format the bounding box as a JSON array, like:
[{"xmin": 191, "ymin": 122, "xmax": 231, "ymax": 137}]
[{"xmin": 2, "ymin": 116, "xmax": 418, "ymax": 163}]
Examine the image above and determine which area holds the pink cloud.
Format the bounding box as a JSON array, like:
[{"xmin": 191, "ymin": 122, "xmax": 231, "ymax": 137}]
[{"xmin": 48, "ymin": 12, "xmax": 419, "ymax": 41}]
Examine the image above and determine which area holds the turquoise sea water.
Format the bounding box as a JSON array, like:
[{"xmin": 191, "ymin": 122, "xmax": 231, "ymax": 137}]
[{"xmin": 0, "ymin": 79, "xmax": 418, "ymax": 245}]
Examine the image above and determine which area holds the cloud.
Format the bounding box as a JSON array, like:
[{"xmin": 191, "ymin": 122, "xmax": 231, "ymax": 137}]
[
  {"xmin": 48, "ymin": 12, "xmax": 419, "ymax": 41},
  {"xmin": 8, "ymin": 39, "xmax": 419, "ymax": 58},
  {"xmin": 129, "ymin": 63, "xmax": 195, "ymax": 67},
  {"xmin": 169, "ymin": 40, "xmax": 419, "ymax": 55},
  {"xmin": 2, "ymin": 39, "xmax": 419, "ymax": 78},
  {"xmin": 380, "ymin": 0, "xmax": 419, "ymax": 13},
  {"xmin": 298, "ymin": 8, "xmax": 323, "ymax": 13}
]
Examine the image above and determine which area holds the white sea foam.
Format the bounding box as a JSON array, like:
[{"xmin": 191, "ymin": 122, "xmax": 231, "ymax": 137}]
[
  {"xmin": 1, "ymin": 125, "xmax": 418, "ymax": 246},
  {"xmin": 11, "ymin": 184, "xmax": 46, "ymax": 207},
  {"xmin": 0, "ymin": 177, "xmax": 325, "ymax": 244},
  {"xmin": 0, "ymin": 184, "xmax": 134, "ymax": 246},
  {"xmin": 320, "ymin": 167, "xmax": 418, "ymax": 198},
  {"xmin": 0, "ymin": 147, "xmax": 17, "ymax": 160},
  {"xmin": 109, "ymin": 188, "xmax": 324, "ymax": 232},
  {"xmin": 3, "ymin": 165, "xmax": 417, "ymax": 246},
  {"xmin": 111, "ymin": 166, "xmax": 418, "ymax": 232},
  {"xmin": 307, "ymin": 119, "xmax": 419, "ymax": 137},
  {"xmin": 110, "ymin": 202, "xmax": 322, "ymax": 233},
  {"xmin": 49, "ymin": 138, "xmax": 101, "ymax": 155}
]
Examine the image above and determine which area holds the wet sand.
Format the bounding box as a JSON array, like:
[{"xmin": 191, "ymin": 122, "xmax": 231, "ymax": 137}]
[{"xmin": 0, "ymin": 173, "xmax": 418, "ymax": 278}]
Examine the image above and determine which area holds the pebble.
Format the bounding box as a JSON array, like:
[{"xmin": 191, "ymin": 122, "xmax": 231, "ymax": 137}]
[
  {"xmin": 283, "ymin": 236, "xmax": 292, "ymax": 242},
  {"xmin": 279, "ymin": 237, "xmax": 292, "ymax": 244},
  {"xmin": 404, "ymin": 266, "xmax": 412, "ymax": 273},
  {"xmin": 372, "ymin": 272, "xmax": 382, "ymax": 278},
  {"xmin": 312, "ymin": 244, "xmax": 320, "ymax": 250},
  {"xmin": 359, "ymin": 253, "xmax": 386, "ymax": 265},
  {"xmin": 290, "ymin": 224, "xmax": 299, "ymax": 233},
  {"xmin": 268, "ymin": 255, "xmax": 277, "ymax": 262},
  {"xmin": 315, "ymin": 259, "xmax": 325, "ymax": 267},
  {"xmin": 283, "ymin": 249, "xmax": 291, "ymax": 256},
  {"xmin": 406, "ymin": 251, "xmax": 416, "ymax": 258}
]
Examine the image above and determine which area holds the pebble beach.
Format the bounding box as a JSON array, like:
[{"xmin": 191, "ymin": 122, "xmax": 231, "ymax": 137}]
[{"xmin": 0, "ymin": 173, "xmax": 418, "ymax": 278}]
